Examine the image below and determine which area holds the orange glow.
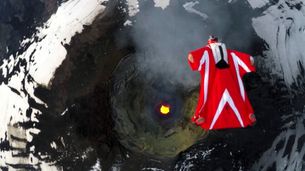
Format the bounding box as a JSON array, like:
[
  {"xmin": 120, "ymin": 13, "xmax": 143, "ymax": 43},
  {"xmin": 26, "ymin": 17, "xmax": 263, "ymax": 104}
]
[{"xmin": 160, "ymin": 104, "xmax": 170, "ymax": 115}]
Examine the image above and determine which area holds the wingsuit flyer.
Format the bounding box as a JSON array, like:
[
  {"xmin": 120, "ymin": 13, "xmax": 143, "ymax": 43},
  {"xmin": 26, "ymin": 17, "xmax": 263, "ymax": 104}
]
[{"xmin": 188, "ymin": 36, "xmax": 257, "ymax": 130}]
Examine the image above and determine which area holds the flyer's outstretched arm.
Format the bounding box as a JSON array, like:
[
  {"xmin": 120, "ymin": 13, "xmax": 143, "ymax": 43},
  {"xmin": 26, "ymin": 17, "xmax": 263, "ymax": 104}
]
[
  {"xmin": 187, "ymin": 49, "xmax": 209, "ymax": 125},
  {"xmin": 230, "ymin": 50, "xmax": 256, "ymax": 77}
]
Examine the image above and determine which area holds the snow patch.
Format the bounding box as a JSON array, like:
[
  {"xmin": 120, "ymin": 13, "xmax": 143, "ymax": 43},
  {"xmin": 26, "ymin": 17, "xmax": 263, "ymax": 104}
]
[
  {"xmin": 183, "ymin": 1, "xmax": 208, "ymax": 21},
  {"xmin": 0, "ymin": 85, "xmax": 31, "ymax": 138},
  {"xmin": 29, "ymin": 0, "xmax": 106, "ymax": 86},
  {"xmin": 247, "ymin": 0, "xmax": 269, "ymax": 9},
  {"xmin": 91, "ymin": 159, "xmax": 102, "ymax": 171},
  {"xmin": 126, "ymin": 0, "xmax": 140, "ymax": 17},
  {"xmin": 124, "ymin": 19, "xmax": 133, "ymax": 26},
  {"xmin": 153, "ymin": 0, "xmax": 170, "ymax": 10},
  {"xmin": 174, "ymin": 148, "xmax": 214, "ymax": 170}
]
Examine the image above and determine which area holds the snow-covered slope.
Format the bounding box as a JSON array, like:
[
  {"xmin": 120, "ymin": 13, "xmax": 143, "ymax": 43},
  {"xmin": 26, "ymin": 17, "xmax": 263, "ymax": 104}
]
[
  {"xmin": 252, "ymin": 111, "xmax": 305, "ymax": 171},
  {"xmin": 250, "ymin": 1, "xmax": 305, "ymax": 170},
  {"xmin": 0, "ymin": 0, "xmax": 106, "ymax": 169},
  {"xmin": 251, "ymin": 0, "xmax": 305, "ymax": 87}
]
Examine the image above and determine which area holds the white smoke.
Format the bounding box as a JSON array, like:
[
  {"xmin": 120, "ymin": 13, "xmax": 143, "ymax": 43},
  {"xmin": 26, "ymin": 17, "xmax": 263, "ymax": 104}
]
[{"xmin": 126, "ymin": 0, "xmax": 254, "ymax": 89}]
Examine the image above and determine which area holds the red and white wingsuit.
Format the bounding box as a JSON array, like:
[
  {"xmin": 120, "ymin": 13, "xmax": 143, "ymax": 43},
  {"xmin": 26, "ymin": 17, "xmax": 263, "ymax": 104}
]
[{"xmin": 188, "ymin": 38, "xmax": 256, "ymax": 130}]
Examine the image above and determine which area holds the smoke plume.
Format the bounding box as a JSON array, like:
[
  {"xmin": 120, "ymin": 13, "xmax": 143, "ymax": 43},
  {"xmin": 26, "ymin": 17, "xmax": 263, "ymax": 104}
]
[{"xmin": 124, "ymin": 0, "xmax": 258, "ymax": 89}]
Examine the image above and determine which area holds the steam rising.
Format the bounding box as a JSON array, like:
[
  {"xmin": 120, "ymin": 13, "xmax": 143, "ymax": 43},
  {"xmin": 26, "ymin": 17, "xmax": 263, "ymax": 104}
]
[{"xmin": 126, "ymin": 0, "xmax": 256, "ymax": 89}]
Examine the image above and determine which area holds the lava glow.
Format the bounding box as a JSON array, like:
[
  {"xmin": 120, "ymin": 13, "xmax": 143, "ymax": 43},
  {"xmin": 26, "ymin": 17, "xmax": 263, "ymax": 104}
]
[{"xmin": 160, "ymin": 104, "xmax": 170, "ymax": 115}]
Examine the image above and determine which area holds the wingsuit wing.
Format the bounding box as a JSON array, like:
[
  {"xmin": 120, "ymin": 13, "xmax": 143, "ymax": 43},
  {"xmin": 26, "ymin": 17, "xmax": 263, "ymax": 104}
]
[
  {"xmin": 230, "ymin": 50, "xmax": 255, "ymax": 77},
  {"xmin": 187, "ymin": 48, "xmax": 210, "ymax": 123}
]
